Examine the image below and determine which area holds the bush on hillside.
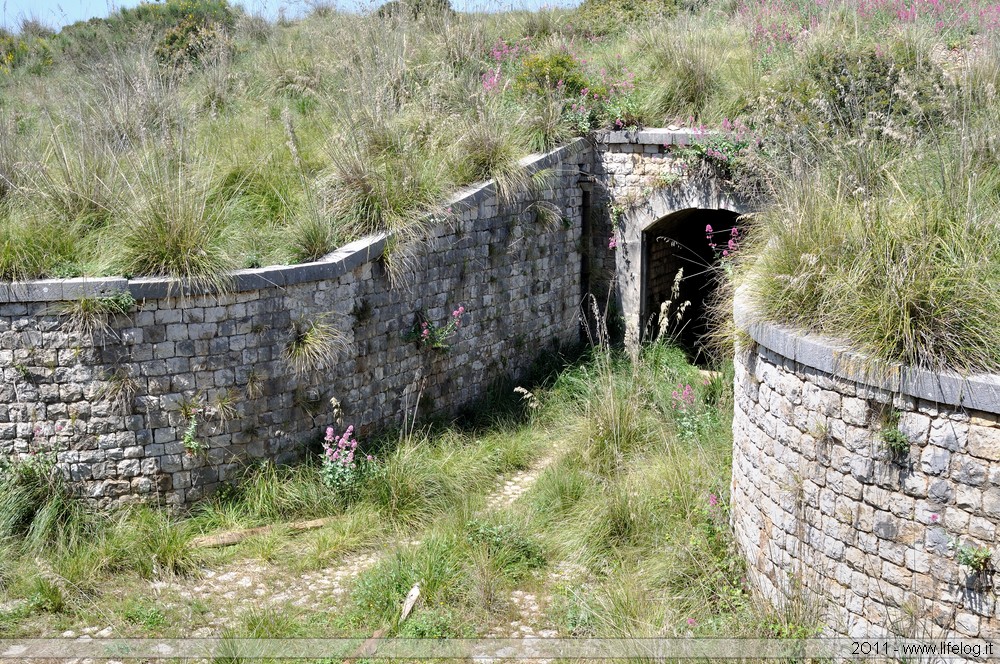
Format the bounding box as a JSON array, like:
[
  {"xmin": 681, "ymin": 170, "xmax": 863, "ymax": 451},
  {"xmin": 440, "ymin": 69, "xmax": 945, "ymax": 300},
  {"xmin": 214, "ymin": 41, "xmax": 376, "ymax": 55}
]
[
  {"xmin": 376, "ymin": 0, "xmax": 455, "ymax": 20},
  {"xmin": 514, "ymin": 52, "xmax": 589, "ymax": 96},
  {"xmin": 573, "ymin": 0, "xmax": 680, "ymax": 35}
]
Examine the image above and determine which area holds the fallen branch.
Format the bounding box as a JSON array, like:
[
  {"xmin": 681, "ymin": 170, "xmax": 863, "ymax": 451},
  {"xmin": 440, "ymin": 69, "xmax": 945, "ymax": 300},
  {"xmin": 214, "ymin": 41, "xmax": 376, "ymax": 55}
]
[{"xmin": 189, "ymin": 517, "xmax": 338, "ymax": 548}]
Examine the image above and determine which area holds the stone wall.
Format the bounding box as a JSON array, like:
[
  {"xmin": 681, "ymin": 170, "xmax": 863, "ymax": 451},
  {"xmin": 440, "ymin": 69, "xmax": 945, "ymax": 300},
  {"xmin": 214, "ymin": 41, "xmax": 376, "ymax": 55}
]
[
  {"xmin": 732, "ymin": 297, "xmax": 1000, "ymax": 641},
  {"xmin": 0, "ymin": 140, "xmax": 591, "ymax": 507},
  {"xmin": 0, "ymin": 129, "xmax": 750, "ymax": 507}
]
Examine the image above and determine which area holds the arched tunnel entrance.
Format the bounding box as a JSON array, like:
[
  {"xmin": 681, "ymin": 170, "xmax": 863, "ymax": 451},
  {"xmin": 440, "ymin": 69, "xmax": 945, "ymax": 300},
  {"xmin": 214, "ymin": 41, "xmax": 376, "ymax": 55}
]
[{"xmin": 641, "ymin": 208, "xmax": 741, "ymax": 362}]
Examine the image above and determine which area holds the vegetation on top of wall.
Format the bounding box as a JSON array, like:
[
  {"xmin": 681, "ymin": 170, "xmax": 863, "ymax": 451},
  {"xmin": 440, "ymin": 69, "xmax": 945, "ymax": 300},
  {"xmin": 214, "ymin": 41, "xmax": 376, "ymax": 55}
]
[{"xmin": 2, "ymin": 0, "xmax": 1000, "ymax": 374}]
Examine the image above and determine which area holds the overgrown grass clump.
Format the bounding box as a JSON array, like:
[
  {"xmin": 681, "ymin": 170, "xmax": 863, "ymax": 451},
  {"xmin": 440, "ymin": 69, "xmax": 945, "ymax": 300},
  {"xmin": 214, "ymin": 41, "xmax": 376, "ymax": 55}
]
[{"xmin": 741, "ymin": 141, "xmax": 1000, "ymax": 372}]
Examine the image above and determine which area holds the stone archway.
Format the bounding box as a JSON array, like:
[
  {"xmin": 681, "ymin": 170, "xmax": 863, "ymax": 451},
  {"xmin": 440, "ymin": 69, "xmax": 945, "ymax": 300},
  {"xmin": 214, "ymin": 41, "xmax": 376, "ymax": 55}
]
[
  {"xmin": 642, "ymin": 208, "xmax": 741, "ymax": 359},
  {"xmin": 613, "ymin": 181, "xmax": 748, "ymax": 355}
]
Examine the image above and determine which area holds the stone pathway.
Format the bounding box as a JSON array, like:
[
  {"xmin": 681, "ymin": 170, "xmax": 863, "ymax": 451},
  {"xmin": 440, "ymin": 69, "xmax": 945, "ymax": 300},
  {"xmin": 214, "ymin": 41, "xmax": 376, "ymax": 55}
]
[
  {"xmin": 36, "ymin": 442, "xmax": 568, "ymax": 657},
  {"xmin": 479, "ymin": 440, "xmax": 590, "ymax": 647},
  {"xmin": 485, "ymin": 440, "xmax": 561, "ymax": 511}
]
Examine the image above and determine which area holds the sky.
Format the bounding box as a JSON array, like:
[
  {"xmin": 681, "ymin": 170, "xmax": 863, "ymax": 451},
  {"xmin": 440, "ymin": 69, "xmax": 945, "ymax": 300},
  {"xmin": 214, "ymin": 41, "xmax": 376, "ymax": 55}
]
[{"xmin": 1, "ymin": 0, "xmax": 572, "ymax": 30}]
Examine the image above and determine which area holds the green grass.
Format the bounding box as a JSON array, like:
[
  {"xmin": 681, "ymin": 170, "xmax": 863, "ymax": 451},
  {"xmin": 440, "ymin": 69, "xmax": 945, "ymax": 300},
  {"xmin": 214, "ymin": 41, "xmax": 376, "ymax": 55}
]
[
  {"xmin": 0, "ymin": 341, "xmax": 826, "ymax": 644},
  {"xmin": 736, "ymin": 122, "xmax": 1000, "ymax": 372}
]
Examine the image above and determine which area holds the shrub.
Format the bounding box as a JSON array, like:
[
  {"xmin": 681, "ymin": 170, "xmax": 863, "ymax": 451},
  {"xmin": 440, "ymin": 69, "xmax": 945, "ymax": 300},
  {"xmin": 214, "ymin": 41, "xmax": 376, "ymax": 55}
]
[
  {"xmin": 574, "ymin": 0, "xmax": 679, "ymax": 35},
  {"xmin": 0, "ymin": 31, "xmax": 53, "ymax": 75},
  {"xmin": 376, "ymin": 0, "xmax": 455, "ymax": 20},
  {"xmin": 957, "ymin": 544, "xmax": 993, "ymax": 573},
  {"xmin": 155, "ymin": 16, "xmax": 229, "ymax": 66},
  {"xmin": 514, "ymin": 52, "xmax": 589, "ymax": 97}
]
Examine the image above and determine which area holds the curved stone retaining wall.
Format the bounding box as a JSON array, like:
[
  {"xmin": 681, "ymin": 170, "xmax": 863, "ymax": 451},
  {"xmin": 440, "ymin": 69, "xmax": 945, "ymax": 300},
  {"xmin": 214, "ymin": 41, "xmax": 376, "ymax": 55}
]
[
  {"xmin": 732, "ymin": 299, "xmax": 1000, "ymax": 640},
  {"xmin": 0, "ymin": 141, "xmax": 594, "ymax": 507}
]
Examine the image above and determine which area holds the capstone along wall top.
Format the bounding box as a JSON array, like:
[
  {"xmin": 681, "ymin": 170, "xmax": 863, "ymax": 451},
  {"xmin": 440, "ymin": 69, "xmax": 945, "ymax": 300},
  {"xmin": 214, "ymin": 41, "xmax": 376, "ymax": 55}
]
[{"xmin": 734, "ymin": 296, "xmax": 1000, "ymax": 415}]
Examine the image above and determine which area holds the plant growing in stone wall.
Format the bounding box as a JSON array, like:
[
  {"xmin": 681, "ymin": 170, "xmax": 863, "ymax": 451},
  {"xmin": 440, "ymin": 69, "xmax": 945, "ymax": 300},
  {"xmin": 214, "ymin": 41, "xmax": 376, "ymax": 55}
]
[
  {"xmin": 284, "ymin": 316, "xmax": 348, "ymax": 376},
  {"xmin": 53, "ymin": 291, "xmax": 136, "ymax": 340},
  {"xmin": 243, "ymin": 368, "xmax": 265, "ymax": 400},
  {"xmin": 879, "ymin": 408, "xmax": 910, "ymax": 460},
  {"xmin": 406, "ymin": 305, "xmax": 466, "ymax": 351},
  {"xmin": 956, "ymin": 543, "xmax": 995, "ymax": 592},
  {"xmin": 181, "ymin": 413, "xmax": 208, "ymax": 457},
  {"xmin": 210, "ymin": 388, "xmax": 239, "ymax": 431},
  {"xmin": 96, "ymin": 367, "xmax": 139, "ymax": 416}
]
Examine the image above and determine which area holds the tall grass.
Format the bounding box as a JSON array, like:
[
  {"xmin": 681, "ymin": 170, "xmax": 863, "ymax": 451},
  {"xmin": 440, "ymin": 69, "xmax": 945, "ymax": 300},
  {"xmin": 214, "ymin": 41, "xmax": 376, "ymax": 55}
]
[
  {"xmin": 110, "ymin": 157, "xmax": 237, "ymax": 290},
  {"xmin": 358, "ymin": 430, "xmax": 498, "ymax": 524},
  {"xmin": 736, "ymin": 112, "xmax": 1000, "ymax": 372},
  {"xmin": 0, "ymin": 341, "xmax": 810, "ymax": 641}
]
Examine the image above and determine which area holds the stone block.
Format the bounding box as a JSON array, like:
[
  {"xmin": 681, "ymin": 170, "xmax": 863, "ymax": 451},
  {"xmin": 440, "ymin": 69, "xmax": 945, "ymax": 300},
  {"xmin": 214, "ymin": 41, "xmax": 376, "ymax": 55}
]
[
  {"xmin": 927, "ymin": 479, "xmax": 953, "ymax": 504},
  {"xmin": 920, "ymin": 446, "xmax": 950, "ymax": 476},
  {"xmin": 951, "ymin": 457, "xmax": 987, "ymax": 486},
  {"xmin": 929, "ymin": 419, "xmax": 965, "ymax": 451},
  {"xmin": 968, "ymin": 425, "xmax": 1000, "ymax": 461},
  {"xmin": 898, "ymin": 412, "xmax": 931, "ymax": 445}
]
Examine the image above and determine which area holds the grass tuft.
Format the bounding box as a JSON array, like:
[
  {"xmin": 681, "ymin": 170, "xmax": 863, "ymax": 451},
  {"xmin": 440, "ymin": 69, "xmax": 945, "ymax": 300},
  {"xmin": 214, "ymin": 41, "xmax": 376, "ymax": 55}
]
[
  {"xmin": 283, "ymin": 316, "xmax": 348, "ymax": 377},
  {"xmin": 111, "ymin": 161, "xmax": 236, "ymax": 292}
]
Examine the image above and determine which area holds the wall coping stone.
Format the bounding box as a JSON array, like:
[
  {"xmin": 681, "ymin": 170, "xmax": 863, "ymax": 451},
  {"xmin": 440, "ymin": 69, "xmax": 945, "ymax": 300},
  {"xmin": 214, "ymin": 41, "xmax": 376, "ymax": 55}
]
[
  {"xmin": 596, "ymin": 128, "xmax": 701, "ymax": 146},
  {"xmin": 735, "ymin": 290, "xmax": 1000, "ymax": 415},
  {"xmin": 0, "ymin": 138, "xmax": 591, "ymax": 304}
]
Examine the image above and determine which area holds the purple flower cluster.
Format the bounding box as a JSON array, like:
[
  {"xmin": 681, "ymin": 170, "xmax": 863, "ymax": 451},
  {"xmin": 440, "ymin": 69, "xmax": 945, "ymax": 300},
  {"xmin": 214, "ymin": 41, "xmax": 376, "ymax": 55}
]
[
  {"xmin": 324, "ymin": 424, "xmax": 359, "ymax": 467},
  {"xmin": 490, "ymin": 37, "xmax": 531, "ymax": 63},
  {"xmin": 481, "ymin": 67, "xmax": 502, "ymax": 93},
  {"xmin": 671, "ymin": 383, "xmax": 696, "ymax": 409},
  {"xmin": 411, "ymin": 304, "xmax": 468, "ymax": 351},
  {"xmin": 320, "ymin": 424, "xmax": 375, "ymax": 492},
  {"xmin": 706, "ymin": 224, "xmax": 741, "ymax": 259}
]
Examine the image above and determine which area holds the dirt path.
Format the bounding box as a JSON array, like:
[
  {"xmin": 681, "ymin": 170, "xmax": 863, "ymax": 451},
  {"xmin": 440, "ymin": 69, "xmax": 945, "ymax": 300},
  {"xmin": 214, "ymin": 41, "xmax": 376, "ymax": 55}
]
[{"xmin": 50, "ymin": 444, "xmax": 569, "ymax": 646}]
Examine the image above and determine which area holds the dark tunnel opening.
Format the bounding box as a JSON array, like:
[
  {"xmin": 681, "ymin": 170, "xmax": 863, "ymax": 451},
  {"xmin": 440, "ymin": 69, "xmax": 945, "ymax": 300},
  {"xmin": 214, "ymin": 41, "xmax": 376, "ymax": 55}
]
[{"xmin": 642, "ymin": 208, "xmax": 741, "ymax": 364}]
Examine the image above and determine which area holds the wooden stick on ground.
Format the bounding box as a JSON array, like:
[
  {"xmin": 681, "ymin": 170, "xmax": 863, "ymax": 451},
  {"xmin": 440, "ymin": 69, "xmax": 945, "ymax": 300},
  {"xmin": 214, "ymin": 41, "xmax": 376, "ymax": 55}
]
[{"xmin": 189, "ymin": 517, "xmax": 338, "ymax": 548}]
